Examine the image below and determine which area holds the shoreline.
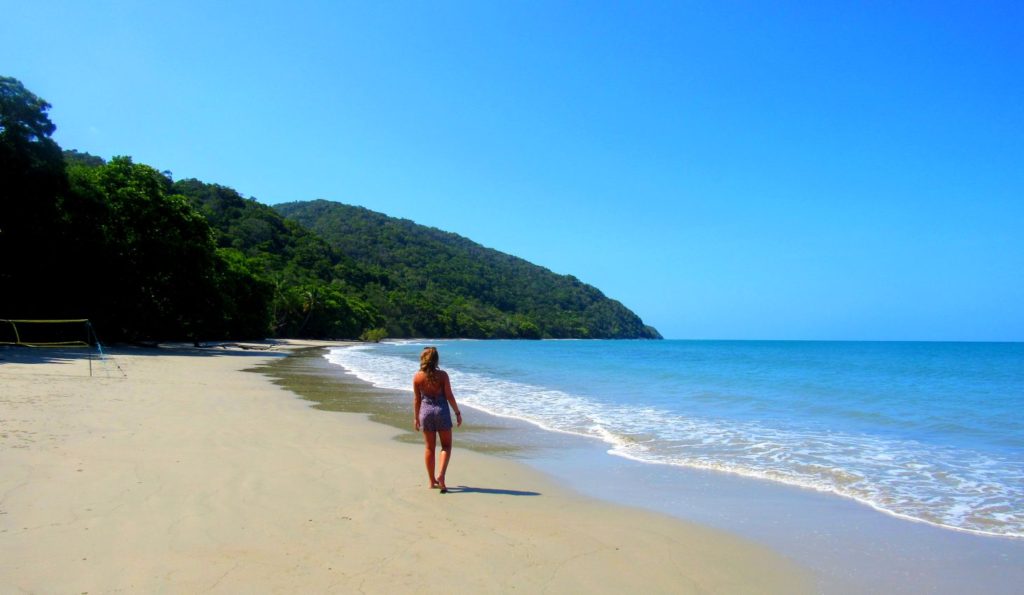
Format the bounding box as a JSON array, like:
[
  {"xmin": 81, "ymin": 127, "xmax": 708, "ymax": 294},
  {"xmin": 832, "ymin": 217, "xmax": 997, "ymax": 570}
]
[
  {"xmin": 304, "ymin": 342, "xmax": 1024, "ymax": 594},
  {"xmin": 0, "ymin": 343, "xmax": 810, "ymax": 593}
]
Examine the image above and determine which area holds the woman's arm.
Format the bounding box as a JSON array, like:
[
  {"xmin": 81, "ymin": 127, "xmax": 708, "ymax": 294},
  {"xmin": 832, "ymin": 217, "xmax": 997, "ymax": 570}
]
[
  {"xmin": 443, "ymin": 371, "xmax": 462, "ymax": 427},
  {"xmin": 412, "ymin": 375, "xmax": 422, "ymax": 431}
]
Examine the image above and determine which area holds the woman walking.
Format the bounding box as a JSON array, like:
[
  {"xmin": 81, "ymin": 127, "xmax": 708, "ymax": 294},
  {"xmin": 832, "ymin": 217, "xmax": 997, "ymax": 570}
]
[{"xmin": 413, "ymin": 346, "xmax": 462, "ymax": 493}]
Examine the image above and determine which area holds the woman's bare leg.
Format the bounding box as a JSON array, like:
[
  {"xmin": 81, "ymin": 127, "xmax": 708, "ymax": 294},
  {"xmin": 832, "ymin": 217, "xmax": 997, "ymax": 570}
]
[
  {"xmin": 422, "ymin": 431, "xmax": 438, "ymax": 488},
  {"xmin": 436, "ymin": 429, "xmax": 453, "ymax": 492}
]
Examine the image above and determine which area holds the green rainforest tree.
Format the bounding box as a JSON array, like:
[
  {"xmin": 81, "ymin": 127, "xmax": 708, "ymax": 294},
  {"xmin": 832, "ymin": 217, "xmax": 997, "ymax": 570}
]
[
  {"xmin": 0, "ymin": 76, "xmax": 72, "ymax": 317},
  {"xmin": 1, "ymin": 76, "xmax": 658, "ymax": 341}
]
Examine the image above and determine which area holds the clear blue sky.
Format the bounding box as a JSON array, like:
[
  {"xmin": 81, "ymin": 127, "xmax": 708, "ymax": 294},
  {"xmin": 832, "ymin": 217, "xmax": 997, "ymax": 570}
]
[{"xmin": 4, "ymin": 1, "xmax": 1022, "ymax": 340}]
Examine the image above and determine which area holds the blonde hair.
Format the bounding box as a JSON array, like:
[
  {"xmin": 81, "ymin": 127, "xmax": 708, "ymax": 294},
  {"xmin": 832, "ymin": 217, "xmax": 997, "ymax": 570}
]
[{"xmin": 419, "ymin": 346, "xmax": 440, "ymax": 381}]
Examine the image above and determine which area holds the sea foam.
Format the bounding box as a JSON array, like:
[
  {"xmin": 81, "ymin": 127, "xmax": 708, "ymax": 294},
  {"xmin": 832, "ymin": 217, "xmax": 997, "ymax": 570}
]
[{"xmin": 325, "ymin": 341, "xmax": 1024, "ymax": 538}]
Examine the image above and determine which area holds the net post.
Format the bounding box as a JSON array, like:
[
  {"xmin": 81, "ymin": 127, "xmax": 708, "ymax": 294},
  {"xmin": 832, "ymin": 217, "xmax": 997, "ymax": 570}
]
[{"xmin": 86, "ymin": 321, "xmax": 95, "ymax": 377}]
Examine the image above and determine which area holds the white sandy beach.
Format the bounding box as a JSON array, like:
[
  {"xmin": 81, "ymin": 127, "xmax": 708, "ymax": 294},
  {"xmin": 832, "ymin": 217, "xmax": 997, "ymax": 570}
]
[{"xmin": 0, "ymin": 342, "xmax": 809, "ymax": 593}]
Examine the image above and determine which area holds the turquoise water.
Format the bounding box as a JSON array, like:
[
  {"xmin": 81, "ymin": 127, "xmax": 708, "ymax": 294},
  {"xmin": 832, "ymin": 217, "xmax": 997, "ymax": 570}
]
[{"xmin": 326, "ymin": 339, "xmax": 1024, "ymax": 538}]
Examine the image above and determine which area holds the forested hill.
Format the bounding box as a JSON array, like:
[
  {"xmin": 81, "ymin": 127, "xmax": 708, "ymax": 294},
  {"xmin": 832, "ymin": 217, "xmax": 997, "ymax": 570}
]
[
  {"xmin": 1, "ymin": 75, "xmax": 658, "ymax": 342},
  {"xmin": 275, "ymin": 200, "xmax": 661, "ymax": 339}
]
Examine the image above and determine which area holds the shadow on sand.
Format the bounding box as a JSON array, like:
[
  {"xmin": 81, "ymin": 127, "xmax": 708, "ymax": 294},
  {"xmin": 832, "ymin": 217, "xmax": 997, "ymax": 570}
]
[
  {"xmin": 443, "ymin": 486, "xmax": 541, "ymax": 496},
  {"xmin": 0, "ymin": 342, "xmax": 297, "ymax": 366}
]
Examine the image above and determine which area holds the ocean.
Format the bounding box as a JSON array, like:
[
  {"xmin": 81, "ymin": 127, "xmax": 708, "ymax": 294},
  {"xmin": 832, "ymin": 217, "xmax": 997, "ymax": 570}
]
[{"xmin": 324, "ymin": 339, "xmax": 1023, "ymax": 539}]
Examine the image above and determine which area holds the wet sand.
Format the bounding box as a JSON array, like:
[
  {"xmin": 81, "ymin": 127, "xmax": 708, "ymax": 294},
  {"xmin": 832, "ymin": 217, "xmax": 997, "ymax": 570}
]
[{"xmin": 288, "ymin": 345, "xmax": 1024, "ymax": 594}]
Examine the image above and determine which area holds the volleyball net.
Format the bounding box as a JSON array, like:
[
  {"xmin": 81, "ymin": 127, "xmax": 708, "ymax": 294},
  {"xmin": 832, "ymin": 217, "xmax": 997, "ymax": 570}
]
[
  {"xmin": 0, "ymin": 319, "xmax": 125, "ymax": 377},
  {"xmin": 0, "ymin": 319, "xmax": 95, "ymax": 347}
]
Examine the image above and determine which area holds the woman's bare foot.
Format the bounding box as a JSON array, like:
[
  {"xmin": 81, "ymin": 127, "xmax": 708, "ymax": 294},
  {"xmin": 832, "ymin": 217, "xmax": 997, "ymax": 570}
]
[
  {"xmin": 430, "ymin": 479, "xmax": 440, "ymax": 489},
  {"xmin": 437, "ymin": 476, "xmax": 448, "ymax": 494}
]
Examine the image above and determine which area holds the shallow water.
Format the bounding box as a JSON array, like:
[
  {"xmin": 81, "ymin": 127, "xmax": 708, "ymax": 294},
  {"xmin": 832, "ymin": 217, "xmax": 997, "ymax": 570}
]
[
  {"xmin": 327, "ymin": 339, "xmax": 1024, "ymax": 538},
  {"xmin": 261, "ymin": 343, "xmax": 1024, "ymax": 594}
]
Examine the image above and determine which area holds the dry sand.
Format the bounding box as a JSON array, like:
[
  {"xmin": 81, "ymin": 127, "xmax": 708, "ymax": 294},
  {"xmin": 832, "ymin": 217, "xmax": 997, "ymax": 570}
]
[{"xmin": 0, "ymin": 343, "xmax": 810, "ymax": 593}]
